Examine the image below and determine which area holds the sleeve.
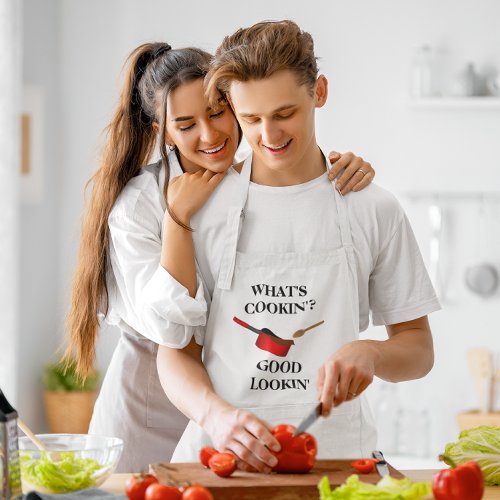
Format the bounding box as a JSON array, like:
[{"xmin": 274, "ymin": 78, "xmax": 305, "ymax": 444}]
[
  {"xmin": 107, "ymin": 210, "xmax": 208, "ymax": 348},
  {"xmin": 369, "ymin": 213, "xmax": 441, "ymax": 326}
]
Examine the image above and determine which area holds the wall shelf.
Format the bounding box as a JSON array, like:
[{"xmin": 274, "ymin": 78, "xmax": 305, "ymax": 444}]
[
  {"xmin": 409, "ymin": 97, "xmax": 500, "ymax": 110},
  {"xmin": 403, "ymin": 191, "xmax": 500, "ymax": 202}
]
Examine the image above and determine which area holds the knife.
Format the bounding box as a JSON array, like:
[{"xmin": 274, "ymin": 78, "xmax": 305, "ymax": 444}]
[
  {"xmin": 372, "ymin": 450, "xmax": 390, "ymax": 477},
  {"xmin": 292, "ymin": 402, "xmax": 322, "ymax": 437}
]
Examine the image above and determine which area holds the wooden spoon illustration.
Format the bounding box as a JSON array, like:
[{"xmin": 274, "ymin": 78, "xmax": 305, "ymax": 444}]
[{"xmin": 292, "ymin": 320, "xmax": 325, "ymax": 338}]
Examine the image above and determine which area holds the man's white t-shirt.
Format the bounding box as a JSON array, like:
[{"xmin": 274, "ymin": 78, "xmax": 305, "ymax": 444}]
[{"xmin": 236, "ymin": 172, "xmax": 440, "ymax": 333}]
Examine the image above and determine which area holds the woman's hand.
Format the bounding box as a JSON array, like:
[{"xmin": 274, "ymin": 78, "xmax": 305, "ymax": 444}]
[
  {"xmin": 167, "ymin": 169, "xmax": 226, "ymax": 225},
  {"xmin": 327, "ymin": 151, "xmax": 375, "ymax": 195},
  {"xmin": 204, "ymin": 406, "xmax": 281, "ymax": 473},
  {"xmin": 316, "ymin": 340, "xmax": 378, "ymax": 416}
]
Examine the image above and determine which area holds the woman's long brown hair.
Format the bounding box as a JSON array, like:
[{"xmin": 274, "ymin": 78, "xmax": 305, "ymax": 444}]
[{"xmin": 64, "ymin": 44, "xmax": 212, "ymax": 378}]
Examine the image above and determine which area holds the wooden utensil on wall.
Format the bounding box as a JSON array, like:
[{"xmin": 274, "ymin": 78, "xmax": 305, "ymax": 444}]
[{"xmin": 467, "ymin": 348, "xmax": 494, "ymax": 414}]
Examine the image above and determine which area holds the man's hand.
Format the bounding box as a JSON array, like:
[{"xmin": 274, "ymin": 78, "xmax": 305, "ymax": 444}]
[
  {"xmin": 327, "ymin": 151, "xmax": 375, "ymax": 195},
  {"xmin": 317, "ymin": 340, "xmax": 378, "ymax": 416},
  {"xmin": 203, "ymin": 406, "xmax": 281, "ymax": 473},
  {"xmin": 316, "ymin": 317, "xmax": 434, "ymax": 416}
]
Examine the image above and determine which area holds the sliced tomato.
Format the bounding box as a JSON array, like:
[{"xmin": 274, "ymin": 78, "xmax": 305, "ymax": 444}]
[
  {"xmin": 199, "ymin": 447, "xmax": 218, "ymax": 468},
  {"xmin": 208, "ymin": 452, "xmax": 237, "ymax": 477},
  {"xmin": 351, "ymin": 458, "xmax": 378, "ymax": 474}
]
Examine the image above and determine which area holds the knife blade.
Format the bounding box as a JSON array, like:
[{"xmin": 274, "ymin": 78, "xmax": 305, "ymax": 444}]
[
  {"xmin": 372, "ymin": 450, "xmax": 390, "ymax": 477},
  {"xmin": 292, "ymin": 402, "xmax": 322, "ymax": 437}
]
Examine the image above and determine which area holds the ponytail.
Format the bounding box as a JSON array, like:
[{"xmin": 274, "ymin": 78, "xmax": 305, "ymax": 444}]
[
  {"xmin": 65, "ymin": 43, "xmax": 213, "ymax": 378},
  {"xmin": 64, "ymin": 43, "xmax": 168, "ymax": 377}
]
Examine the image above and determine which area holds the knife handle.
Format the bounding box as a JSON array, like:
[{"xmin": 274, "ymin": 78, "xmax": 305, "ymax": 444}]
[{"xmin": 372, "ymin": 450, "xmax": 387, "ymax": 464}]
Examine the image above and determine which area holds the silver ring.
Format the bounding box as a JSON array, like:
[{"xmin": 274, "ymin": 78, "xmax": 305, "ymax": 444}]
[
  {"xmin": 348, "ymin": 391, "xmax": 357, "ymax": 397},
  {"xmin": 357, "ymin": 169, "xmax": 367, "ymax": 176}
]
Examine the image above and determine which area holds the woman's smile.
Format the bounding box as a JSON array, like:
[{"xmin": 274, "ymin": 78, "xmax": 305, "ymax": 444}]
[{"xmin": 199, "ymin": 138, "xmax": 228, "ymax": 156}]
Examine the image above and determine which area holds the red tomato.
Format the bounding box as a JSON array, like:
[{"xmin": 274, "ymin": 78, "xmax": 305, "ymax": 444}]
[
  {"xmin": 182, "ymin": 485, "xmax": 214, "ymax": 500},
  {"xmin": 125, "ymin": 473, "xmax": 159, "ymax": 500},
  {"xmin": 145, "ymin": 483, "xmax": 182, "ymax": 500},
  {"xmin": 432, "ymin": 461, "xmax": 484, "ymax": 500},
  {"xmin": 199, "ymin": 447, "xmax": 218, "ymax": 468},
  {"xmin": 351, "ymin": 459, "xmax": 378, "ymax": 474},
  {"xmin": 208, "ymin": 452, "xmax": 237, "ymax": 477},
  {"xmin": 271, "ymin": 424, "xmax": 317, "ymax": 473}
]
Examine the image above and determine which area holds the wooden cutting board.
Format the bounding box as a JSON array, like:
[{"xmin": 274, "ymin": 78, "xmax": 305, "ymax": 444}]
[{"xmin": 151, "ymin": 460, "xmax": 404, "ymax": 500}]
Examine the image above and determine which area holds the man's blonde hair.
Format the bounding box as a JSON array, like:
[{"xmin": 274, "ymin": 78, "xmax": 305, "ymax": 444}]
[{"xmin": 206, "ymin": 20, "xmax": 318, "ymax": 104}]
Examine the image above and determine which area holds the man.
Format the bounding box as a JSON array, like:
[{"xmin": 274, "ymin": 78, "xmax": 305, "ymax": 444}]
[{"xmin": 158, "ymin": 20, "xmax": 439, "ymax": 473}]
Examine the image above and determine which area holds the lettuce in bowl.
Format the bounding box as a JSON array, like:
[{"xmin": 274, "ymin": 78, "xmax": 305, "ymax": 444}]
[{"xmin": 21, "ymin": 452, "xmax": 105, "ymax": 493}]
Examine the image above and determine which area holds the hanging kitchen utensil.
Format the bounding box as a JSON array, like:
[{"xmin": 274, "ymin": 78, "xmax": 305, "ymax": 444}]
[
  {"xmin": 292, "ymin": 320, "xmax": 325, "ymax": 338},
  {"xmin": 465, "ymin": 196, "xmax": 499, "ymax": 298},
  {"xmin": 465, "ymin": 264, "xmax": 499, "ymax": 297},
  {"xmin": 428, "ymin": 199, "xmax": 442, "ymax": 298},
  {"xmin": 467, "ymin": 348, "xmax": 494, "ymax": 414},
  {"xmin": 233, "ymin": 317, "xmax": 294, "ymax": 357}
]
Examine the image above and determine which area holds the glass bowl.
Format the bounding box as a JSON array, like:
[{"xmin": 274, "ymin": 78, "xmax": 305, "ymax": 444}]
[{"xmin": 18, "ymin": 434, "xmax": 123, "ymax": 494}]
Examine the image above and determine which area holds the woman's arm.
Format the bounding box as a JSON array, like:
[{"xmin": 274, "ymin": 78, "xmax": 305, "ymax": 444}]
[
  {"xmin": 107, "ymin": 208, "xmax": 205, "ymax": 346},
  {"xmin": 157, "ymin": 341, "xmax": 280, "ymax": 472},
  {"xmin": 161, "ymin": 168, "xmax": 225, "ymax": 297}
]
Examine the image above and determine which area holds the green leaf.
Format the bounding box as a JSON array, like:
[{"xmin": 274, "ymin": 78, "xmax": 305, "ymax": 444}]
[
  {"xmin": 441, "ymin": 425, "xmax": 500, "ymax": 485},
  {"xmin": 318, "ymin": 474, "xmax": 432, "ymax": 500},
  {"xmin": 42, "ymin": 359, "xmax": 100, "ymax": 392}
]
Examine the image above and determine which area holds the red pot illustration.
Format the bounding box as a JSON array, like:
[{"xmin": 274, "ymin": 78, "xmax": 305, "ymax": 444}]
[{"xmin": 233, "ymin": 316, "xmax": 294, "ymax": 357}]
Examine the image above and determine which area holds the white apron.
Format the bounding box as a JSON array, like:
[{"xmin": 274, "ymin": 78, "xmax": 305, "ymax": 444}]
[
  {"xmin": 89, "ymin": 332, "xmax": 188, "ymax": 472},
  {"xmin": 172, "ymin": 153, "xmax": 376, "ymax": 462}
]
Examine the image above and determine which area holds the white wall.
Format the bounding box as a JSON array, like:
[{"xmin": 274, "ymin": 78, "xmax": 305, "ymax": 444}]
[
  {"xmin": 21, "ymin": 0, "xmax": 500, "ymax": 462},
  {"xmin": 20, "ymin": 0, "xmax": 62, "ymax": 428},
  {"xmin": 0, "ymin": 0, "xmax": 21, "ymax": 403}
]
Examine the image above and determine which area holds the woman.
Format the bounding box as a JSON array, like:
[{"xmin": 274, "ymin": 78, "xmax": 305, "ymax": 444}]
[{"xmin": 65, "ymin": 42, "xmax": 375, "ymax": 473}]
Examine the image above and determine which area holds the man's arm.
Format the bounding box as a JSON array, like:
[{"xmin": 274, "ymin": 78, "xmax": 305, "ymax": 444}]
[
  {"xmin": 377, "ymin": 316, "xmax": 434, "ymax": 381},
  {"xmin": 157, "ymin": 340, "xmax": 280, "ymax": 472},
  {"xmin": 317, "ymin": 316, "xmax": 433, "ymax": 416}
]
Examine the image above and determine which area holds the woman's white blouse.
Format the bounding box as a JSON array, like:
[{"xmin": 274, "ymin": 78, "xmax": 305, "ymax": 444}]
[{"xmin": 104, "ymin": 154, "xmax": 207, "ymax": 347}]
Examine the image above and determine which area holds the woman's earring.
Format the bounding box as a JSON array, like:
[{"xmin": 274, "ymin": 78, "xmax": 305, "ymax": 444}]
[{"xmin": 167, "ymin": 144, "xmax": 175, "ymax": 151}]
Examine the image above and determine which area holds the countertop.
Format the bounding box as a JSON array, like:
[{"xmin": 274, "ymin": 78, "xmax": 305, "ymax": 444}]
[{"xmin": 101, "ymin": 470, "xmax": 500, "ymax": 498}]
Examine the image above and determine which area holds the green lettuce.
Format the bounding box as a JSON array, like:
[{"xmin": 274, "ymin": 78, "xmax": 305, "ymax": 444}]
[
  {"xmin": 441, "ymin": 425, "xmax": 500, "ymax": 485},
  {"xmin": 20, "ymin": 452, "xmax": 101, "ymax": 492},
  {"xmin": 318, "ymin": 474, "xmax": 432, "ymax": 500}
]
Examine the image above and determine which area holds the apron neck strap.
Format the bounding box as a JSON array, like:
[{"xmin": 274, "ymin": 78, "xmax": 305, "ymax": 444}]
[
  {"xmin": 217, "ymin": 154, "xmax": 252, "ymax": 290},
  {"xmin": 217, "ymin": 152, "xmax": 353, "ymax": 290},
  {"xmin": 324, "ymin": 154, "xmax": 353, "ymax": 248}
]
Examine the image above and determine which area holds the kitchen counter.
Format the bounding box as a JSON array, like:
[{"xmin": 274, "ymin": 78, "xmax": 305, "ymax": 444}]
[{"xmin": 102, "ymin": 471, "xmax": 500, "ymax": 498}]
